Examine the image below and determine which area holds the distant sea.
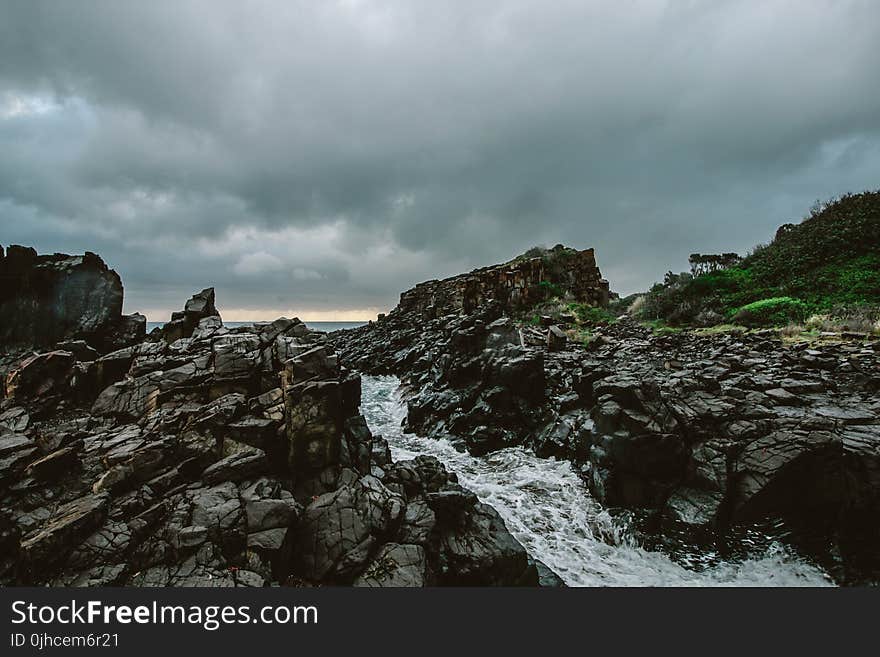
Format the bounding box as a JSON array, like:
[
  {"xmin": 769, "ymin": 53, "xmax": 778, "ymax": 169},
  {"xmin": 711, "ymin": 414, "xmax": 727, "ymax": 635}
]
[{"xmin": 145, "ymin": 320, "xmax": 367, "ymax": 333}]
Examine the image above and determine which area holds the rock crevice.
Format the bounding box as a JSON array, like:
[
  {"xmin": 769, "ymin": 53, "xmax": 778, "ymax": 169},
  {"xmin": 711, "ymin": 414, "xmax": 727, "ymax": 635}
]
[{"xmin": 0, "ymin": 259, "xmax": 540, "ymax": 587}]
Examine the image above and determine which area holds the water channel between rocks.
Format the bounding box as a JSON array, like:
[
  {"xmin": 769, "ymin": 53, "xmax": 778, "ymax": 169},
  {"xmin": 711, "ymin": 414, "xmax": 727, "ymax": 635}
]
[{"xmin": 360, "ymin": 375, "xmax": 833, "ymax": 587}]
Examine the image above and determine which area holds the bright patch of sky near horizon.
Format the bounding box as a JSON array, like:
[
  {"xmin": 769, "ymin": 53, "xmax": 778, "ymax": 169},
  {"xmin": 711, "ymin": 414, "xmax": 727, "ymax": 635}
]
[{"xmin": 1, "ymin": 1, "xmax": 879, "ymax": 320}]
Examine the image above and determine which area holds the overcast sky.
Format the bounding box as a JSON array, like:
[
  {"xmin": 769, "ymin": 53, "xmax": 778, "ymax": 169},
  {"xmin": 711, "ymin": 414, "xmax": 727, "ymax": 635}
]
[{"xmin": 2, "ymin": 1, "xmax": 879, "ymax": 320}]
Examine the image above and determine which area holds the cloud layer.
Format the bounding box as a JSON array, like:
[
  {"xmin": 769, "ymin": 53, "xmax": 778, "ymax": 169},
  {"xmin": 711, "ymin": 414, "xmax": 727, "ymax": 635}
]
[{"xmin": 2, "ymin": 0, "xmax": 879, "ymax": 319}]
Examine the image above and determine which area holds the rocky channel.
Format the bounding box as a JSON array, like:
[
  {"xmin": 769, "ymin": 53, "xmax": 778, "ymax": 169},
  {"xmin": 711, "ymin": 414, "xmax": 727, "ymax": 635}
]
[
  {"xmin": 3, "ymin": 243, "xmax": 879, "ymax": 586},
  {"xmin": 0, "ymin": 246, "xmax": 544, "ymax": 587},
  {"xmin": 331, "ymin": 256, "xmax": 880, "ymax": 585}
]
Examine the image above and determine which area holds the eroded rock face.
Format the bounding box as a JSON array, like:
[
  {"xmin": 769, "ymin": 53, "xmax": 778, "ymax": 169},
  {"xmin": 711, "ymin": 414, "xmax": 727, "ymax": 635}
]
[
  {"xmin": 332, "ymin": 294, "xmax": 880, "ymax": 583},
  {"xmin": 156, "ymin": 287, "xmax": 222, "ymax": 342},
  {"xmin": 0, "ymin": 245, "xmax": 143, "ymax": 352},
  {"xmin": 0, "ymin": 283, "xmax": 539, "ymax": 587},
  {"xmin": 396, "ymin": 245, "xmax": 609, "ymax": 320},
  {"xmin": 19, "ymin": 493, "xmax": 110, "ymax": 580},
  {"xmin": 333, "ymin": 303, "xmax": 551, "ymax": 456},
  {"xmin": 4, "ymin": 351, "xmax": 76, "ymax": 407},
  {"xmin": 570, "ymin": 326, "xmax": 879, "ymax": 558}
]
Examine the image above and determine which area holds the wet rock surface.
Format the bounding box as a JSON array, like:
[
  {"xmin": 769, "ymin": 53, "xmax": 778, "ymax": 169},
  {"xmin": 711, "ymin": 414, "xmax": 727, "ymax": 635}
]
[
  {"xmin": 332, "ymin": 308, "xmax": 880, "ymax": 584},
  {"xmin": 6, "ymin": 242, "xmax": 877, "ymax": 585},
  {"xmin": 1, "ymin": 280, "xmax": 539, "ymax": 587}
]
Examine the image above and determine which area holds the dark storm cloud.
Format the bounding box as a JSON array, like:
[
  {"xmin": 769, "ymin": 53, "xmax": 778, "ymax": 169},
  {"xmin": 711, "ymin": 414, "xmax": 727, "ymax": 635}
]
[{"xmin": 1, "ymin": 0, "xmax": 879, "ymax": 318}]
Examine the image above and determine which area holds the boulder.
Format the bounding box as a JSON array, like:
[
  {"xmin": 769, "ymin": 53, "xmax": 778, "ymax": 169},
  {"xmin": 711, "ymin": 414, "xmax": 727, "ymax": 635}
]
[
  {"xmin": 201, "ymin": 448, "xmax": 269, "ymax": 485},
  {"xmin": 103, "ymin": 313, "xmax": 147, "ymax": 351},
  {"xmin": 732, "ymin": 430, "xmax": 842, "ymax": 520},
  {"xmin": 0, "ymin": 246, "xmax": 124, "ymax": 350},
  {"xmin": 285, "ymin": 380, "xmax": 344, "ymax": 476},
  {"xmin": 0, "ymin": 407, "xmax": 30, "ymax": 434},
  {"xmin": 438, "ymin": 502, "xmax": 537, "ymax": 586},
  {"xmin": 25, "ymin": 442, "xmax": 82, "ymax": 481},
  {"xmin": 19, "ymin": 493, "xmax": 110, "ymax": 579},
  {"xmin": 397, "ymin": 500, "xmax": 436, "ymax": 545},
  {"xmin": 213, "ymin": 334, "xmax": 263, "ymax": 379},
  {"xmin": 161, "ymin": 288, "xmax": 221, "ymax": 341},
  {"xmin": 55, "ymin": 340, "xmax": 100, "ymax": 362},
  {"xmin": 353, "ymin": 543, "xmax": 429, "ymax": 587},
  {"xmin": 293, "ymin": 475, "xmax": 404, "ymax": 583},
  {"xmin": 283, "ymin": 346, "xmax": 339, "ymax": 384},
  {"xmin": 4, "ymin": 350, "xmax": 75, "ymax": 405},
  {"xmin": 547, "ymin": 325, "xmax": 567, "ymax": 352},
  {"xmin": 185, "ymin": 288, "xmax": 219, "ymax": 319}
]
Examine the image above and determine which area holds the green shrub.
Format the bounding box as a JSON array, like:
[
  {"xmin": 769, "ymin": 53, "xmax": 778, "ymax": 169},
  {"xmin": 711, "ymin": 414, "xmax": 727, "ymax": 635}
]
[
  {"xmin": 804, "ymin": 254, "xmax": 880, "ymax": 307},
  {"xmin": 641, "ymin": 319, "xmax": 683, "ymax": 335},
  {"xmin": 731, "ymin": 297, "xmax": 810, "ymax": 327},
  {"xmin": 568, "ymin": 302, "xmax": 616, "ymax": 325},
  {"xmin": 745, "ymin": 193, "xmax": 880, "ymax": 294},
  {"xmin": 637, "ymin": 191, "xmax": 880, "ymax": 326}
]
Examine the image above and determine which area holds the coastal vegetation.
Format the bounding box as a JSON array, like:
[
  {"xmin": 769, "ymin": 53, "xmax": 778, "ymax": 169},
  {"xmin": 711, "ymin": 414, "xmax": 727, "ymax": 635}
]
[{"xmin": 631, "ymin": 191, "xmax": 880, "ymax": 333}]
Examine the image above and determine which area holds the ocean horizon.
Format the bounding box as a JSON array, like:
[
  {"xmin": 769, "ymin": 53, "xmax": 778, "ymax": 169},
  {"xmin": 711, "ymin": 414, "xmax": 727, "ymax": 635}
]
[{"xmin": 145, "ymin": 320, "xmax": 367, "ymax": 333}]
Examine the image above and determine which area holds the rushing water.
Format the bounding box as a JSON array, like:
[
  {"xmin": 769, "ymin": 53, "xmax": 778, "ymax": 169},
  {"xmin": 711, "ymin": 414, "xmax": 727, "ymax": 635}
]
[{"xmin": 361, "ymin": 375, "xmax": 834, "ymax": 587}]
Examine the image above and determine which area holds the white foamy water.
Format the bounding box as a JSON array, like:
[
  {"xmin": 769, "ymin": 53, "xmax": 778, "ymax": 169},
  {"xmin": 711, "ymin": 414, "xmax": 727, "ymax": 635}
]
[{"xmin": 361, "ymin": 375, "xmax": 834, "ymax": 587}]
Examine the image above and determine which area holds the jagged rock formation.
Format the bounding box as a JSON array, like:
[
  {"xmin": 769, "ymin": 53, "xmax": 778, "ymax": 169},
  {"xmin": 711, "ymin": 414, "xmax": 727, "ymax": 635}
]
[
  {"xmin": 396, "ymin": 245, "xmax": 609, "ymax": 320},
  {"xmin": 0, "ymin": 278, "xmax": 540, "ymax": 587},
  {"xmin": 332, "ymin": 259, "xmax": 880, "ymax": 584},
  {"xmin": 156, "ymin": 287, "xmax": 222, "ymax": 342},
  {"xmin": 0, "ymin": 245, "xmax": 145, "ymax": 353}
]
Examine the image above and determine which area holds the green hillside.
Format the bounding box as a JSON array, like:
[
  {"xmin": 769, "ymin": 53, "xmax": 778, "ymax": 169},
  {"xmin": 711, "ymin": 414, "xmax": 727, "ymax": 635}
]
[{"xmin": 638, "ymin": 191, "xmax": 880, "ymax": 328}]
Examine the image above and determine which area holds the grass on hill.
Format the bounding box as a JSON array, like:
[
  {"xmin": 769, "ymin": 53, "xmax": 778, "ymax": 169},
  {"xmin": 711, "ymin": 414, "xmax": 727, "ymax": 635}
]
[{"xmin": 634, "ymin": 191, "xmax": 880, "ymax": 330}]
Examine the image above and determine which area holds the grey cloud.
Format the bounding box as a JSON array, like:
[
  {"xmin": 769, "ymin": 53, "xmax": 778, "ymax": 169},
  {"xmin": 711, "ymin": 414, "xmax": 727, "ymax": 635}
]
[{"xmin": 1, "ymin": 0, "xmax": 879, "ymax": 318}]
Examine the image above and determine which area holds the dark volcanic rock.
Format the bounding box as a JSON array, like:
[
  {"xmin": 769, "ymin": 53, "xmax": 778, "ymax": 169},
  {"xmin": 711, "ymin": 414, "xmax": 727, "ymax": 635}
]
[
  {"xmin": 438, "ymin": 502, "xmax": 537, "ymax": 586},
  {"xmin": 158, "ymin": 287, "xmax": 222, "ymax": 342},
  {"xmin": 19, "ymin": 493, "xmax": 110, "ymax": 578},
  {"xmin": 201, "ymin": 448, "xmax": 269, "ymax": 485},
  {"xmin": 4, "ymin": 351, "xmax": 76, "ymax": 408},
  {"xmin": 292, "ymin": 474, "xmax": 404, "ymax": 583},
  {"xmin": 331, "ymin": 254, "xmax": 880, "ymax": 584},
  {"xmin": 0, "ymin": 245, "xmax": 142, "ymax": 352},
  {"xmin": 0, "ymin": 268, "xmax": 537, "ymax": 588},
  {"xmin": 396, "ymin": 245, "xmax": 609, "ymax": 319},
  {"xmin": 354, "ymin": 543, "xmax": 429, "ymax": 587}
]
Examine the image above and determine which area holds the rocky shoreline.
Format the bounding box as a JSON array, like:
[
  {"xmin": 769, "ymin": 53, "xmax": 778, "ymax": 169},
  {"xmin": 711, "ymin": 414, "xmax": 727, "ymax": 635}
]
[
  {"xmin": 0, "ymin": 246, "xmax": 544, "ymax": 587},
  {"xmin": 331, "ymin": 272, "xmax": 880, "ymax": 585},
  {"xmin": 3, "ymin": 243, "xmax": 879, "ymax": 586}
]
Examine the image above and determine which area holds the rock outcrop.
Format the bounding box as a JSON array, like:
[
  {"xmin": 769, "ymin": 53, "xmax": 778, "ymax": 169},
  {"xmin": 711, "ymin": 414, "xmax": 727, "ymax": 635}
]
[
  {"xmin": 396, "ymin": 245, "xmax": 609, "ymax": 320},
  {"xmin": 0, "ymin": 245, "xmax": 145, "ymax": 353},
  {"xmin": 575, "ymin": 323, "xmax": 880, "ymax": 584},
  {"xmin": 0, "ymin": 278, "xmax": 539, "ymax": 587},
  {"xmin": 154, "ymin": 287, "xmax": 222, "ymax": 342},
  {"xmin": 332, "ymin": 261, "xmax": 880, "ymax": 584}
]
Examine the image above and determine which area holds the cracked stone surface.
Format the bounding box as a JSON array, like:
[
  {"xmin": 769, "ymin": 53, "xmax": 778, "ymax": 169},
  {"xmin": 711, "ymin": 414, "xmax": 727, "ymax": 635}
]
[
  {"xmin": 1, "ymin": 282, "xmax": 539, "ymax": 587},
  {"xmin": 332, "ymin": 296, "xmax": 880, "ymax": 583}
]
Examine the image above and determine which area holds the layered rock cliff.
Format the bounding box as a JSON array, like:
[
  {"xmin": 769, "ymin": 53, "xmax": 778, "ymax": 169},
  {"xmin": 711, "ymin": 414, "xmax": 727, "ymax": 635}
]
[{"xmin": 395, "ymin": 245, "xmax": 609, "ymax": 320}]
